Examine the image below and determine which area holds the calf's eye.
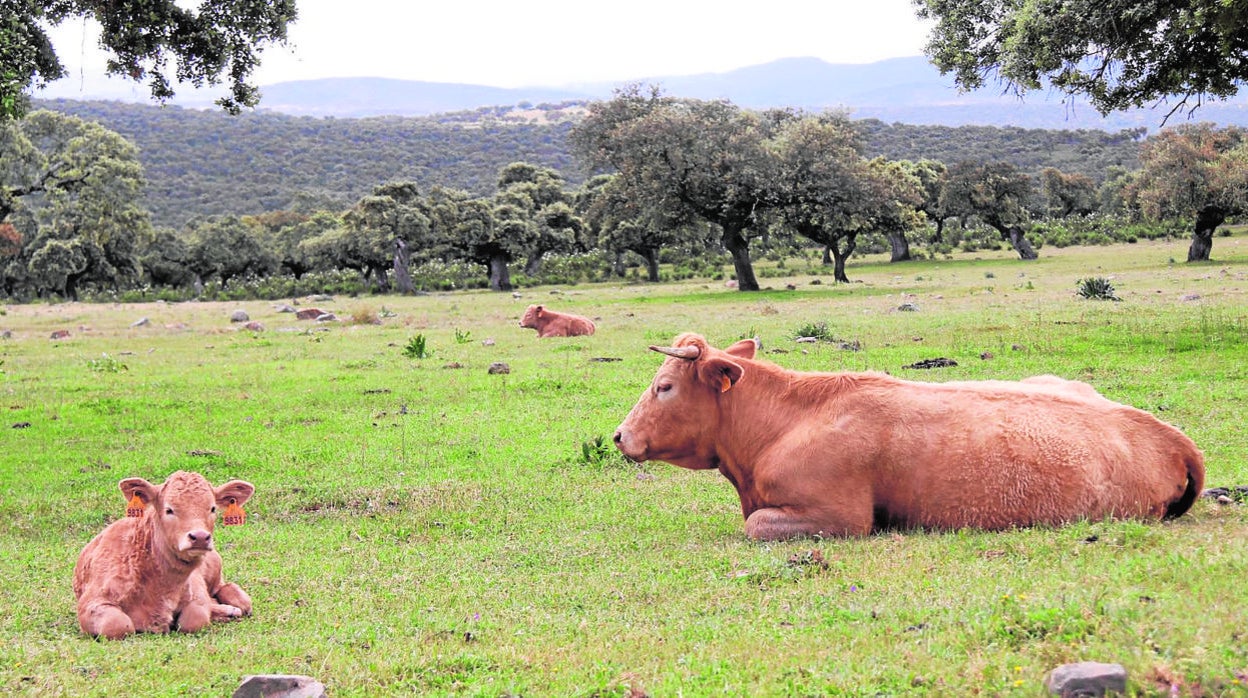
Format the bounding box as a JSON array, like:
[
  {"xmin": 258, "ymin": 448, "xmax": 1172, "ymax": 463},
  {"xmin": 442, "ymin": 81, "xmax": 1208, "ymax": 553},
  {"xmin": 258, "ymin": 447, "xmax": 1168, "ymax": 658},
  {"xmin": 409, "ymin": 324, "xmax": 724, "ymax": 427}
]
[
  {"xmin": 656, "ymin": 383, "xmax": 673, "ymax": 394},
  {"xmin": 165, "ymin": 507, "xmax": 174, "ymax": 516},
  {"xmin": 211, "ymin": 505, "xmax": 217, "ymax": 514}
]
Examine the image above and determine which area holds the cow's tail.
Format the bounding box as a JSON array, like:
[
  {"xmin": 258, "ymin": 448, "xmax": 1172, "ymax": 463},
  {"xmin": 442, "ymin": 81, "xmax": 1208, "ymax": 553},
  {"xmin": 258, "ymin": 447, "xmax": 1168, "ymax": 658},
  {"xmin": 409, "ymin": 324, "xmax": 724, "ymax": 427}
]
[{"xmin": 1163, "ymin": 454, "xmax": 1205, "ymax": 520}]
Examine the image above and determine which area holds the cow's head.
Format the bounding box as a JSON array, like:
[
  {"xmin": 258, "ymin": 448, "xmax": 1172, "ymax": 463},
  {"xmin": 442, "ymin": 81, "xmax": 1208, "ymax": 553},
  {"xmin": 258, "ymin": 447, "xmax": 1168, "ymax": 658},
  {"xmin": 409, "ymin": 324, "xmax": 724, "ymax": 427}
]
[
  {"xmin": 519, "ymin": 304, "xmax": 543, "ymax": 329},
  {"xmin": 120, "ymin": 471, "xmax": 255, "ymax": 564},
  {"xmin": 613, "ymin": 333, "xmax": 757, "ymax": 469}
]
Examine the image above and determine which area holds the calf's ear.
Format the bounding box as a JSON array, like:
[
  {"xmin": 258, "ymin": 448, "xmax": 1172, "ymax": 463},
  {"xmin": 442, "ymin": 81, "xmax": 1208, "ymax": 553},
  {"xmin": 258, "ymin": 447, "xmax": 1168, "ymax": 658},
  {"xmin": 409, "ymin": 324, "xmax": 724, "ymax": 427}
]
[
  {"xmin": 119, "ymin": 478, "xmax": 159, "ymax": 505},
  {"xmin": 699, "ymin": 357, "xmax": 745, "ymax": 393},
  {"xmin": 215, "ymin": 480, "xmax": 255, "ymax": 507}
]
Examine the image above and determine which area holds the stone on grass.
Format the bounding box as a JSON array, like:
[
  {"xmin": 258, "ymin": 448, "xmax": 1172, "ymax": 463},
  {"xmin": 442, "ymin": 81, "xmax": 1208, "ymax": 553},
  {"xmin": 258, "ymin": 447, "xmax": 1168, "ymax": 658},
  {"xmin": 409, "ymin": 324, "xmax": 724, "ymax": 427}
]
[
  {"xmin": 232, "ymin": 674, "xmax": 327, "ymax": 698},
  {"xmin": 50, "ymin": 329, "xmax": 70, "ymax": 339},
  {"xmin": 242, "ymin": 321, "xmax": 265, "ymax": 332},
  {"xmin": 130, "ymin": 317, "xmax": 150, "ymax": 327},
  {"xmin": 488, "ymin": 362, "xmax": 511, "ymax": 375},
  {"xmin": 229, "ymin": 310, "xmax": 249, "ymax": 323},
  {"xmin": 1045, "ymin": 662, "xmax": 1127, "ymax": 697},
  {"xmin": 295, "ymin": 308, "xmax": 324, "ymax": 320},
  {"xmin": 274, "ymin": 304, "xmax": 296, "ymax": 313}
]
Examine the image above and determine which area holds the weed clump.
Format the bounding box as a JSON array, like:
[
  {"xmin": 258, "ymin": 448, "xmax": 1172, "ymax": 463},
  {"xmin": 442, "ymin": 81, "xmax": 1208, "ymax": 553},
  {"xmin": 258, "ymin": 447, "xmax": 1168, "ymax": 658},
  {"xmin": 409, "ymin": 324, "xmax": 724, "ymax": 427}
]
[
  {"xmin": 1076, "ymin": 277, "xmax": 1121, "ymax": 301},
  {"xmin": 402, "ymin": 334, "xmax": 432, "ymax": 359}
]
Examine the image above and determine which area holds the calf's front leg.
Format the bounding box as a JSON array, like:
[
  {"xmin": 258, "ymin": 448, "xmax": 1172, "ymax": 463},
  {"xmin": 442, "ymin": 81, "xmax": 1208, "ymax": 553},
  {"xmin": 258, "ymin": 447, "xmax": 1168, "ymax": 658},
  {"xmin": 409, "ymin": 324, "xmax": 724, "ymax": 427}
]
[{"xmin": 212, "ymin": 582, "xmax": 252, "ymax": 618}]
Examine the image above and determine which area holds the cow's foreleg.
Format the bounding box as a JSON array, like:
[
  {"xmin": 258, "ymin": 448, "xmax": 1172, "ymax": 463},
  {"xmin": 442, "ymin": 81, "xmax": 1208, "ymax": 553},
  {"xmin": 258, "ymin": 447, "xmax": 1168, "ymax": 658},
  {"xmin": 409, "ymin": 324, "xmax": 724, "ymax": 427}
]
[
  {"xmin": 79, "ymin": 600, "xmax": 135, "ymax": 640},
  {"xmin": 212, "ymin": 582, "xmax": 252, "ymax": 617},
  {"xmin": 176, "ymin": 602, "xmax": 211, "ymax": 633},
  {"xmin": 744, "ymin": 505, "xmax": 871, "ymax": 540}
]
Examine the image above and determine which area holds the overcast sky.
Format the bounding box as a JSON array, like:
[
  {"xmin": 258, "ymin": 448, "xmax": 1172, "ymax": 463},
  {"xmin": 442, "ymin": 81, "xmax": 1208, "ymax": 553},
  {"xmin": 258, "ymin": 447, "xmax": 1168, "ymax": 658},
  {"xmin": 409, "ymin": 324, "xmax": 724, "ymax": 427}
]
[{"xmin": 42, "ymin": 0, "xmax": 934, "ymax": 97}]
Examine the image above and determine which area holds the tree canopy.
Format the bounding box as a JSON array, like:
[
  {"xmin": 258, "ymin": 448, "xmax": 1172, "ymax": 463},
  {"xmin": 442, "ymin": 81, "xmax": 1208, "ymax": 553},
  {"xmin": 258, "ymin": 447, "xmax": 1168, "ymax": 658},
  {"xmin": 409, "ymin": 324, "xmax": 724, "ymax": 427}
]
[
  {"xmin": 2, "ymin": 0, "xmax": 297, "ymax": 119},
  {"xmin": 914, "ymin": 0, "xmax": 1248, "ymax": 115}
]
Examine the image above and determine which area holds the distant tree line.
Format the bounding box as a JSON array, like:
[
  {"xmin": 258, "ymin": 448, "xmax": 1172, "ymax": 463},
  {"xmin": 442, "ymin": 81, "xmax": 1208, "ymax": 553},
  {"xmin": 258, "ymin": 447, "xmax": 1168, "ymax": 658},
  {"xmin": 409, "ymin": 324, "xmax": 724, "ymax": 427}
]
[{"xmin": 2, "ymin": 98, "xmax": 1246, "ymax": 301}]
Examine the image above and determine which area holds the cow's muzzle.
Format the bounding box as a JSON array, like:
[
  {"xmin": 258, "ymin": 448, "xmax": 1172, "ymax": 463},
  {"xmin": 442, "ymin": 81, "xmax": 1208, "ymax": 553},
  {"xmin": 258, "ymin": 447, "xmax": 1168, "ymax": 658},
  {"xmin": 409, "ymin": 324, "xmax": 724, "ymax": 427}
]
[{"xmin": 613, "ymin": 428, "xmax": 646, "ymax": 463}]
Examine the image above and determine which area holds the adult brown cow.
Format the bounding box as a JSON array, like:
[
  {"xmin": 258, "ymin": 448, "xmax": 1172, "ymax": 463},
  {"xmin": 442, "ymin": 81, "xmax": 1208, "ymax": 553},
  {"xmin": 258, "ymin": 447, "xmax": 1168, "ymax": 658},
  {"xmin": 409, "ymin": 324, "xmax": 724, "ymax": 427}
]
[
  {"xmin": 519, "ymin": 304, "xmax": 595, "ymax": 338},
  {"xmin": 73, "ymin": 471, "xmax": 255, "ymax": 639},
  {"xmin": 613, "ymin": 333, "xmax": 1204, "ymax": 540}
]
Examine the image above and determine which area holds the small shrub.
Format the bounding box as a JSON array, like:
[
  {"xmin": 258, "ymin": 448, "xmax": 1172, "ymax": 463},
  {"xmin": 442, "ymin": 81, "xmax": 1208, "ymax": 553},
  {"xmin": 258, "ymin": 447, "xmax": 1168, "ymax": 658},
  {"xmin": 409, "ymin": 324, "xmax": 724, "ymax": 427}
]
[
  {"xmin": 402, "ymin": 334, "xmax": 432, "ymax": 359},
  {"xmin": 349, "ymin": 305, "xmax": 380, "ymax": 325},
  {"xmin": 86, "ymin": 354, "xmax": 128, "ymax": 373},
  {"xmin": 791, "ymin": 321, "xmax": 832, "ymax": 341},
  {"xmin": 454, "ymin": 328, "xmax": 473, "ymax": 344},
  {"xmin": 1076, "ymin": 277, "xmax": 1121, "ymax": 301}
]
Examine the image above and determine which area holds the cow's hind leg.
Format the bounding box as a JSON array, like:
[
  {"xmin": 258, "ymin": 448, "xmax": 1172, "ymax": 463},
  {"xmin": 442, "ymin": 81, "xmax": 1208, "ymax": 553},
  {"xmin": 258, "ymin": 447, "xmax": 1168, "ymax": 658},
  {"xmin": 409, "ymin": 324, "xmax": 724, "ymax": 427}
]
[
  {"xmin": 745, "ymin": 505, "xmax": 872, "ymax": 541},
  {"xmin": 79, "ymin": 601, "xmax": 135, "ymax": 640}
]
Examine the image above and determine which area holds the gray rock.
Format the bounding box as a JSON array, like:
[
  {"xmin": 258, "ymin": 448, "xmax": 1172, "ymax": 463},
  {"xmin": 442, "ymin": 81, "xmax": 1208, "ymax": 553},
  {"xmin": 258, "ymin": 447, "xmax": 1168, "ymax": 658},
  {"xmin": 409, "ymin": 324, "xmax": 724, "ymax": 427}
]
[
  {"xmin": 488, "ymin": 362, "xmax": 511, "ymax": 375},
  {"xmin": 229, "ymin": 310, "xmax": 250, "ymax": 323},
  {"xmin": 232, "ymin": 674, "xmax": 327, "ymax": 698},
  {"xmin": 274, "ymin": 304, "xmax": 297, "ymax": 313},
  {"xmin": 315, "ymin": 313, "xmax": 337, "ymax": 322},
  {"xmin": 898, "ymin": 302, "xmax": 920, "ymax": 312},
  {"xmin": 1045, "ymin": 662, "xmax": 1127, "ymax": 697},
  {"xmin": 130, "ymin": 317, "xmax": 150, "ymax": 327}
]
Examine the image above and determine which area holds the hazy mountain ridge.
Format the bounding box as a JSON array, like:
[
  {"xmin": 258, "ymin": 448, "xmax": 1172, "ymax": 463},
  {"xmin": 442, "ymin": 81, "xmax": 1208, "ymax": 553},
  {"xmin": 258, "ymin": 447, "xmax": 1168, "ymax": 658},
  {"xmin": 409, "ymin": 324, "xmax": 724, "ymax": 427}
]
[{"xmin": 37, "ymin": 55, "xmax": 1248, "ymax": 130}]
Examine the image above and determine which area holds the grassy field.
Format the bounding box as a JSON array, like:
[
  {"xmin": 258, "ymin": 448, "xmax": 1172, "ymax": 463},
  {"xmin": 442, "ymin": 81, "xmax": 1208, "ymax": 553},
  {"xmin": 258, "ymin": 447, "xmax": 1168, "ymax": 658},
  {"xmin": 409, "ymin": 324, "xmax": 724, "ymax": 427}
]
[{"xmin": 2, "ymin": 237, "xmax": 1246, "ymax": 697}]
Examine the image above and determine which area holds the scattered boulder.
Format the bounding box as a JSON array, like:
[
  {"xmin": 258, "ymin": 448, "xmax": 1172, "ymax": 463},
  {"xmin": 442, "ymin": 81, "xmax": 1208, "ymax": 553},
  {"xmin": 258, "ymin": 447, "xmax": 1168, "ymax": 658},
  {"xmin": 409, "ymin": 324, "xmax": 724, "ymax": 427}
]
[
  {"xmin": 274, "ymin": 304, "xmax": 297, "ymax": 313},
  {"xmin": 315, "ymin": 313, "xmax": 337, "ymax": 322},
  {"xmin": 1045, "ymin": 661, "xmax": 1127, "ymax": 697},
  {"xmin": 308, "ymin": 294, "xmax": 334, "ymax": 302},
  {"xmin": 980, "ymin": 351, "xmax": 995, "ymax": 360},
  {"xmin": 242, "ymin": 321, "xmax": 265, "ymax": 332},
  {"xmin": 903, "ymin": 357, "xmax": 958, "ymax": 370},
  {"xmin": 232, "ymin": 674, "xmax": 327, "ymax": 698},
  {"xmin": 488, "ymin": 362, "xmax": 511, "ymax": 375},
  {"xmin": 130, "ymin": 317, "xmax": 150, "ymax": 327},
  {"xmin": 50, "ymin": 330, "xmax": 70, "ymax": 340},
  {"xmin": 795, "ymin": 337, "xmax": 819, "ymax": 344},
  {"xmin": 295, "ymin": 308, "xmax": 325, "ymax": 320},
  {"xmin": 1180, "ymin": 293, "xmax": 1202, "ymax": 302},
  {"xmin": 1, "ymin": 329, "xmax": 11, "ymax": 339},
  {"xmin": 481, "ymin": 338, "xmax": 496, "ymax": 347},
  {"xmin": 229, "ymin": 310, "xmax": 250, "ymax": 323},
  {"xmin": 898, "ymin": 302, "xmax": 920, "ymax": 312},
  {"xmin": 724, "ymin": 280, "xmax": 738, "ymax": 289}
]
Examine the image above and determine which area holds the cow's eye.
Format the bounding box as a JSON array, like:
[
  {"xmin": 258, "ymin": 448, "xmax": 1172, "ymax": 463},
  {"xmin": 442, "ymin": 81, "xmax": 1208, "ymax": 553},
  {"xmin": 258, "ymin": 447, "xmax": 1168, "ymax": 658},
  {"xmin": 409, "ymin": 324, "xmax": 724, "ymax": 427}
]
[
  {"xmin": 656, "ymin": 382, "xmax": 673, "ymax": 394},
  {"xmin": 165, "ymin": 507, "xmax": 174, "ymax": 516},
  {"xmin": 210, "ymin": 505, "xmax": 217, "ymax": 514}
]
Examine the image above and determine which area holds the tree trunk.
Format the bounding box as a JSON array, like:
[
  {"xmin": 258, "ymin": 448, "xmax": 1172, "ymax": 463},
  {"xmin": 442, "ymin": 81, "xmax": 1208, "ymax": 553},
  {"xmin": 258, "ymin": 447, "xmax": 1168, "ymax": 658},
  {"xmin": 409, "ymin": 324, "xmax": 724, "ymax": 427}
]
[
  {"xmin": 393, "ymin": 239, "xmax": 414, "ymax": 294},
  {"xmin": 524, "ymin": 252, "xmax": 544, "ymax": 276},
  {"xmin": 642, "ymin": 247, "xmax": 660, "ymax": 282},
  {"xmin": 721, "ymin": 223, "xmax": 759, "ymax": 291},
  {"xmin": 887, "ymin": 231, "xmax": 911, "ymax": 262},
  {"xmin": 1187, "ymin": 206, "xmax": 1224, "ymax": 262},
  {"xmin": 612, "ymin": 250, "xmax": 626, "ymax": 277},
  {"xmin": 994, "ymin": 223, "xmax": 1038, "ymax": 260},
  {"xmin": 488, "ymin": 255, "xmax": 512, "ymax": 291},
  {"xmin": 830, "ymin": 234, "xmax": 858, "ymax": 283},
  {"xmin": 822, "ymin": 245, "xmax": 832, "ymax": 265},
  {"xmin": 929, "ymin": 217, "xmax": 946, "ymax": 245}
]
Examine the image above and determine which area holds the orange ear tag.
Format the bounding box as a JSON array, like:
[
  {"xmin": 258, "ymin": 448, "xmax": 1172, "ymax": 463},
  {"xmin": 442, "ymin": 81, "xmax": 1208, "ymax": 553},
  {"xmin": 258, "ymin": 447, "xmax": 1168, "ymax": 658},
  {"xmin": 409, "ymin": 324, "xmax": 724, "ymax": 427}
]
[
  {"xmin": 125, "ymin": 494, "xmax": 144, "ymax": 518},
  {"xmin": 222, "ymin": 498, "xmax": 245, "ymax": 526},
  {"xmin": 720, "ymin": 375, "xmax": 733, "ymax": 393}
]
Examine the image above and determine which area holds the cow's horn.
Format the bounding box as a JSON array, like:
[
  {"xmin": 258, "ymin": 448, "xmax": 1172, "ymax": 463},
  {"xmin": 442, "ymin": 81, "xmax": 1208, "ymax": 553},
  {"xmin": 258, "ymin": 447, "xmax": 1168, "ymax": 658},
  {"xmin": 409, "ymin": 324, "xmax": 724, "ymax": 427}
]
[{"xmin": 650, "ymin": 344, "xmax": 701, "ymax": 360}]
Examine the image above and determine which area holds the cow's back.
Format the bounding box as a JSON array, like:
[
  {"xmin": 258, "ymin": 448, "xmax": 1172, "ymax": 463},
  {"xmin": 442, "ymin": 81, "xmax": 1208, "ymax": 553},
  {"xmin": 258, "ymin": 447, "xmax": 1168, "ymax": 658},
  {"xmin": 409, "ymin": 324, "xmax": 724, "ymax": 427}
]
[{"xmin": 858, "ymin": 378, "xmax": 1201, "ymax": 530}]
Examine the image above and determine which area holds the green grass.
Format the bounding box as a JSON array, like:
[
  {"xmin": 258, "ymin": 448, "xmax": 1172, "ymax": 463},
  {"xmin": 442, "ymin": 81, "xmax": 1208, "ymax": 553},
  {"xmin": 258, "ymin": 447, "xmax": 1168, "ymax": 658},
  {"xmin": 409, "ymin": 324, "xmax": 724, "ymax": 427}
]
[{"xmin": 2, "ymin": 237, "xmax": 1247, "ymax": 696}]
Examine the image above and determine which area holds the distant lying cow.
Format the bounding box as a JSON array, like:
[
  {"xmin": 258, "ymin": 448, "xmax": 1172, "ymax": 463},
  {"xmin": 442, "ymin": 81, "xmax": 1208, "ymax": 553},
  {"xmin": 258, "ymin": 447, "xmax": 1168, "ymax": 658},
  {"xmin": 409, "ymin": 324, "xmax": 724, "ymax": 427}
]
[
  {"xmin": 519, "ymin": 304, "xmax": 595, "ymax": 338},
  {"xmin": 73, "ymin": 471, "xmax": 255, "ymax": 639},
  {"xmin": 613, "ymin": 333, "xmax": 1205, "ymax": 540}
]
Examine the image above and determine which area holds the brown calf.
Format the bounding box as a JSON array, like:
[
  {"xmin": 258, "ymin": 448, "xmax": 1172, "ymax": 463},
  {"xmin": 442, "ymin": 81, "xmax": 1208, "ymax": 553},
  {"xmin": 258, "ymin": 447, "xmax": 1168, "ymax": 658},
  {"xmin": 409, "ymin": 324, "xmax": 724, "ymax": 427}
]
[
  {"xmin": 613, "ymin": 333, "xmax": 1204, "ymax": 540},
  {"xmin": 73, "ymin": 471, "xmax": 255, "ymax": 639},
  {"xmin": 519, "ymin": 304, "xmax": 595, "ymax": 338}
]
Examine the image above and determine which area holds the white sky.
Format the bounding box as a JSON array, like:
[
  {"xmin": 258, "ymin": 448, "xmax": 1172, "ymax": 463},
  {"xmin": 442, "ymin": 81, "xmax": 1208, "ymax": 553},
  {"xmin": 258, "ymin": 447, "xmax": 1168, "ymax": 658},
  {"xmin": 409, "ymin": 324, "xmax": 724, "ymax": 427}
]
[{"xmin": 42, "ymin": 0, "xmax": 933, "ymax": 94}]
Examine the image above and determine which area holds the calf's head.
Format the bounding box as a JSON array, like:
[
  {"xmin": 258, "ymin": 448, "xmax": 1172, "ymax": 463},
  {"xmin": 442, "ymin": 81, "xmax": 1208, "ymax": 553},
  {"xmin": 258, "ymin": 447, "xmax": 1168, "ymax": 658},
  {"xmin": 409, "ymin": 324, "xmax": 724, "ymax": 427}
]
[
  {"xmin": 519, "ymin": 304, "xmax": 543, "ymax": 329},
  {"xmin": 120, "ymin": 471, "xmax": 254, "ymax": 564},
  {"xmin": 613, "ymin": 333, "xmax": 755, "ymax": 469}
]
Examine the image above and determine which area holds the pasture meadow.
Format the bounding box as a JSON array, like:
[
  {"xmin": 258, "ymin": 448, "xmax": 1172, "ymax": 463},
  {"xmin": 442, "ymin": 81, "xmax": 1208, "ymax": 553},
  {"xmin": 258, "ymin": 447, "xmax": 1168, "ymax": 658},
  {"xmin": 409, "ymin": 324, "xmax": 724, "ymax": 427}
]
[{"xmin": 1, "ymin": 237, "xmax": 1247, "ymax": 696}]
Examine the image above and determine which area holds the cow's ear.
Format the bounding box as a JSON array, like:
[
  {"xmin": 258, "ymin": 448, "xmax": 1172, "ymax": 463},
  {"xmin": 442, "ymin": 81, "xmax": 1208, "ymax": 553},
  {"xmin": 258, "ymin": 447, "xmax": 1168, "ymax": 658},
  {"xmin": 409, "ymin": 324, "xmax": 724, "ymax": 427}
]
[
  {"xmin": 535, "ymin": 305, "xmax": 544, "ymax": 316},
  {"xmin": 214, "ymin": 480, "xmax": 255, "ymax": 508},
  {"xmin": 119, "ymin": 478, "xmax": 159, "ymax": 505},
  {"xmin": 724, "ymin": 337, "xmax": 759, "ymax": 360},
  {"xmin": 699, "ymin": 357, "xmax": 745, "ymax": 393}
]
